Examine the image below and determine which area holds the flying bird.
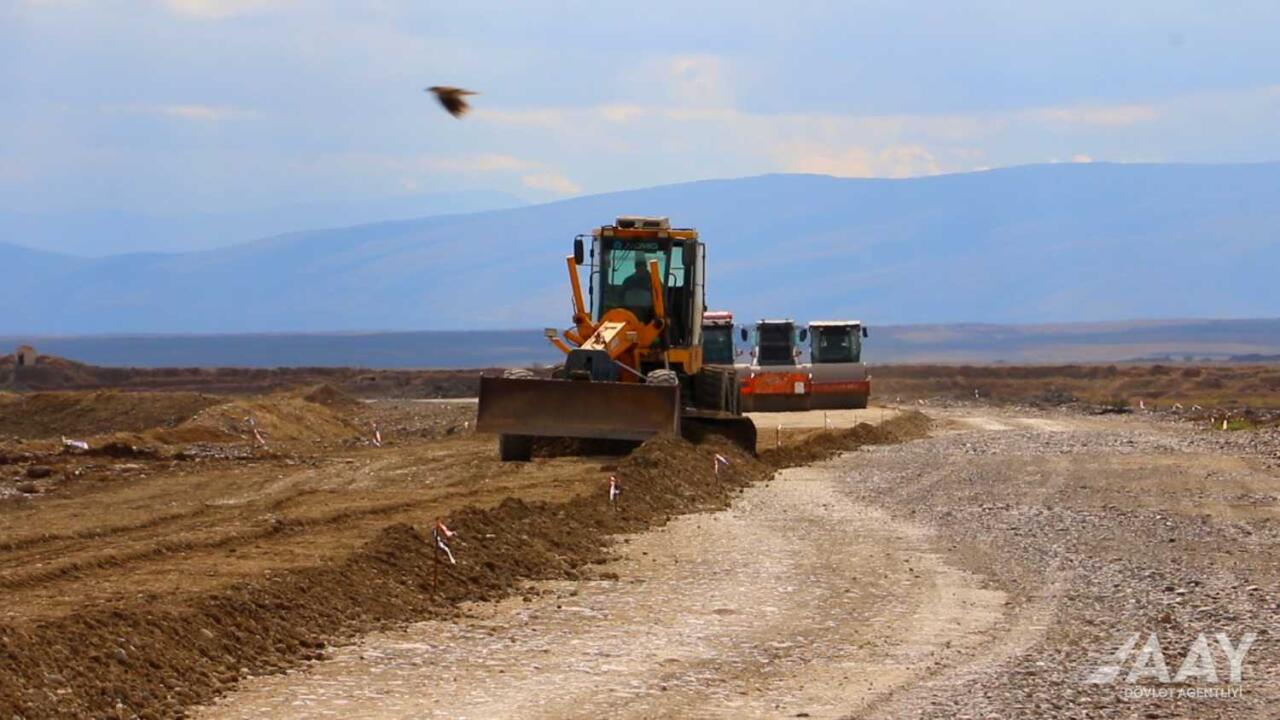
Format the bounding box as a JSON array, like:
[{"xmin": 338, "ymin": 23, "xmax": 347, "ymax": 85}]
[{"xmin": 425, "ymin": 86, "xmax": 477, "ymax": 118}]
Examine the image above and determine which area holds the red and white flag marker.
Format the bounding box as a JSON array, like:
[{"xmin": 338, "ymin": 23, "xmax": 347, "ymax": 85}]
[
  {"xmin": 608, "ymin": 475, "xmax": 621, "ymax": 506},
  {"xmin": 371, "ymin": 421, "xmax": 383, "ymax": 447},
  {"xmin": 713, "ymin": 453, "xmax": 731, "ymax": 477},
  {"xmin": 433, "ymin": 518, "xmax": 457, "ymax": 565}
]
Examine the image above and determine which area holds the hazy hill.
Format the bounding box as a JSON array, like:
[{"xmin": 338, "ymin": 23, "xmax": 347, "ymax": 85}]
[
  {"xmin": 0, "ymin": 190, "xmax": 525, "ymax": 256},
  {"xmin": 3, "ymin": 162, "xmax": 1279, "ymax": 335}
]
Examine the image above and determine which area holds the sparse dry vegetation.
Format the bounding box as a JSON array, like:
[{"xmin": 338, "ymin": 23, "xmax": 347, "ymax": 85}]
[{"xmin": 874, "ymin": 362, "xmax": 1280, "ymax": 410}]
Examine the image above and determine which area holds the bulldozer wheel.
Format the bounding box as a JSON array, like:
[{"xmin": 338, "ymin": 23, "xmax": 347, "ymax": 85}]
[
  {"xmin": 693, "ymin": 366, "xmax": 738, "ymax": 413},
  {"xmin": 498, "ymin": 434, "xmax": 534, "ymax": 462}
]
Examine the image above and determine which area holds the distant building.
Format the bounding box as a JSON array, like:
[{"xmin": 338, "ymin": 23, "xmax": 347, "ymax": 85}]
[{"xmin": 14, "ymin": 345, "xmax": 37, "ymax": 367}]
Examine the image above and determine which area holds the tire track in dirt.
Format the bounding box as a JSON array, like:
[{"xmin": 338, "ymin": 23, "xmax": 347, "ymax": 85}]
[
  {"xmin": 0, "ymin": 505, "xmax": 216, "ymax": 553},
  {"xmin": 0, "ymin": 442, "xmax": 599, "ymax": 605}
]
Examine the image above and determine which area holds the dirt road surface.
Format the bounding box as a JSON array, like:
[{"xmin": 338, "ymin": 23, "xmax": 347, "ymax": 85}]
[{"xmin": 200, "ymin": 407, "xmax": 1280, "ymax": 719}]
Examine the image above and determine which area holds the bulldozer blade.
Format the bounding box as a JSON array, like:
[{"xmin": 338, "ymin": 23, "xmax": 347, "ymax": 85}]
[{"xmin": 476, "ymin": 376, "xmax": 681, "ymax": 442}]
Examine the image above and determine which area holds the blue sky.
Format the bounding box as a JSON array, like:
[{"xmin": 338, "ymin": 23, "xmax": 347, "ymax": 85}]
[{"xmin": 4, "ymin": 1, "xmax": 1280, "ymax": 229}]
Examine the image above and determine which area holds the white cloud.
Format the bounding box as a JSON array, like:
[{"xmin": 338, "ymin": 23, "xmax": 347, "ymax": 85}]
[
  {"xmin": 619, "ymin": 54, "xmax": 735, "ymax": 110},
  {"xmin": 521, "ymin": 172, "xmax": 581, "ymax": 196},
  {"xmin": 297, "ymin": 87, "xmax": 1272, "ymax": 206},
  {"xmin": 154, "ymin": 104, "xmax": 252, "ymax": 121},
  {"xmin": 417, "ymin": 155, "xmax": 579, "ymax": 197},
  {"xmin": 665, "ymin": 54, "xmax": 733, "ymax": 107},
  {"xmin": 775, "ymin": 142, "xmax": 943, "ymax": 178},
  {"xmin": 473, "ymin": 108, "xmax": 564, "ymax": 128},
  {"xmin": 1029, "ymin": 104, "xmax": 1160, "ymax": 128},
  {"xmin": 598, "ymin": 104, "xmax": 647, "ymax": 124},
  {"xmin": 159, "ymin": 0, "xmax": 294, "ymax": 18},
  {"xmin": 100, "ymin": 103, "xmax": 257, "ymax": 122},
  {"xmin": 423, "ymin": 153, "xmax": 536, "ymax": 174},
  {"xmin": 327, "ymin": 151, "xmax": 579, "ymax": 198},
  {"xmin": 474, "ymin": 91, "xmax": 1192, "ymax": 187}
]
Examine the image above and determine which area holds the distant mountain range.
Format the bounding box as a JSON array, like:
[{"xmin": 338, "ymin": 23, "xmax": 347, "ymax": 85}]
[
  {"xmin": 0, "ymin": 190, "xmax": 525, "ymax": 256},
  {"xmin": 2, "ymin": 162, "xmax": 1279, "ymax": 336}
]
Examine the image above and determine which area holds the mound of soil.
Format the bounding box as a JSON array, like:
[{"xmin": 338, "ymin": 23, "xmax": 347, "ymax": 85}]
[
  {"xmin": 296, "ymin": 383, "xmax": 361, "ymax": 410},
  {"xmin": 0, "ymin": 389, "xmax": 368, "ymax": 475},
  {"xmin": 0, "ymin": 391, "xmax": 222, "ymax": 441},
  {"xmin": 151, "ymin": 394, "xmax": 362, "ymax": 446}
]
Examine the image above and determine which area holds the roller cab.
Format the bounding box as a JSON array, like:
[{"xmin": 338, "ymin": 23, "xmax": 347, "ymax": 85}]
[
  {"xmin": 807, "ymin": 321, "xmax": 871, "ymax": 409},
  {"xmin": 739, "ymin": 319, "xmax": 812, "ymax": 412}
]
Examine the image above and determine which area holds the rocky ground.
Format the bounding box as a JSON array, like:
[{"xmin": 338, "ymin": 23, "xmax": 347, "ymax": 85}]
[{"xmin": 849, "ymin": 407, "xmax": 1280, "ymax": 718}]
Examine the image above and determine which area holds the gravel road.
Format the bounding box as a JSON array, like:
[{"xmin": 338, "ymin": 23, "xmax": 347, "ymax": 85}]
[{"xmin": 201, "ymin": 407, "xmax": 1280, "ymax": 719}]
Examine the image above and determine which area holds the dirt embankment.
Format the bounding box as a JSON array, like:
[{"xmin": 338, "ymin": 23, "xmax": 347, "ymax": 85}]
[
  {"xmin": 0, "ymin": 391, "xmax": 224, "ymax": 441},
  {"xmin": 0, "ymin": 395, "xmax": 928, "ymax": 719},
  {"xmin": 0, "ymin": 385, "xmax": 366, "ymax": 464},
  {"xmin": 1, "ymin": 353, "xmax": 491, "ymax": 399},
  {"xmin": 874, "ymin": 362, "xmax": 1280, "ymax": 412}
]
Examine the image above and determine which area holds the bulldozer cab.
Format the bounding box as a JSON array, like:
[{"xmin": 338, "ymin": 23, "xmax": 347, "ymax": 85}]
[{"xmin": 587, "ymin": 217, "xmax": 705, "ymax": 352}]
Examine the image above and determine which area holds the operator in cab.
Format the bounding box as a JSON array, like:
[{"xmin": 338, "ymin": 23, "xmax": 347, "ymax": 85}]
[{"xmin": 619, "ymin": 253, "xmax": 656, "ymax": 318}]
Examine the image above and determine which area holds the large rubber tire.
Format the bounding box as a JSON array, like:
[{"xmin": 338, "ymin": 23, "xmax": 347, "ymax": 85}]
[
  {"xmin": 498, "ymin": 434, "xmax": 534, "ymax": 462},
  {"xmin": 693, "ymin": 366, "xmax": 737, "ymax": 412},
  {"xmin": 502, "ymin": 368, "xmax": 535, "ymax": 379}
]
